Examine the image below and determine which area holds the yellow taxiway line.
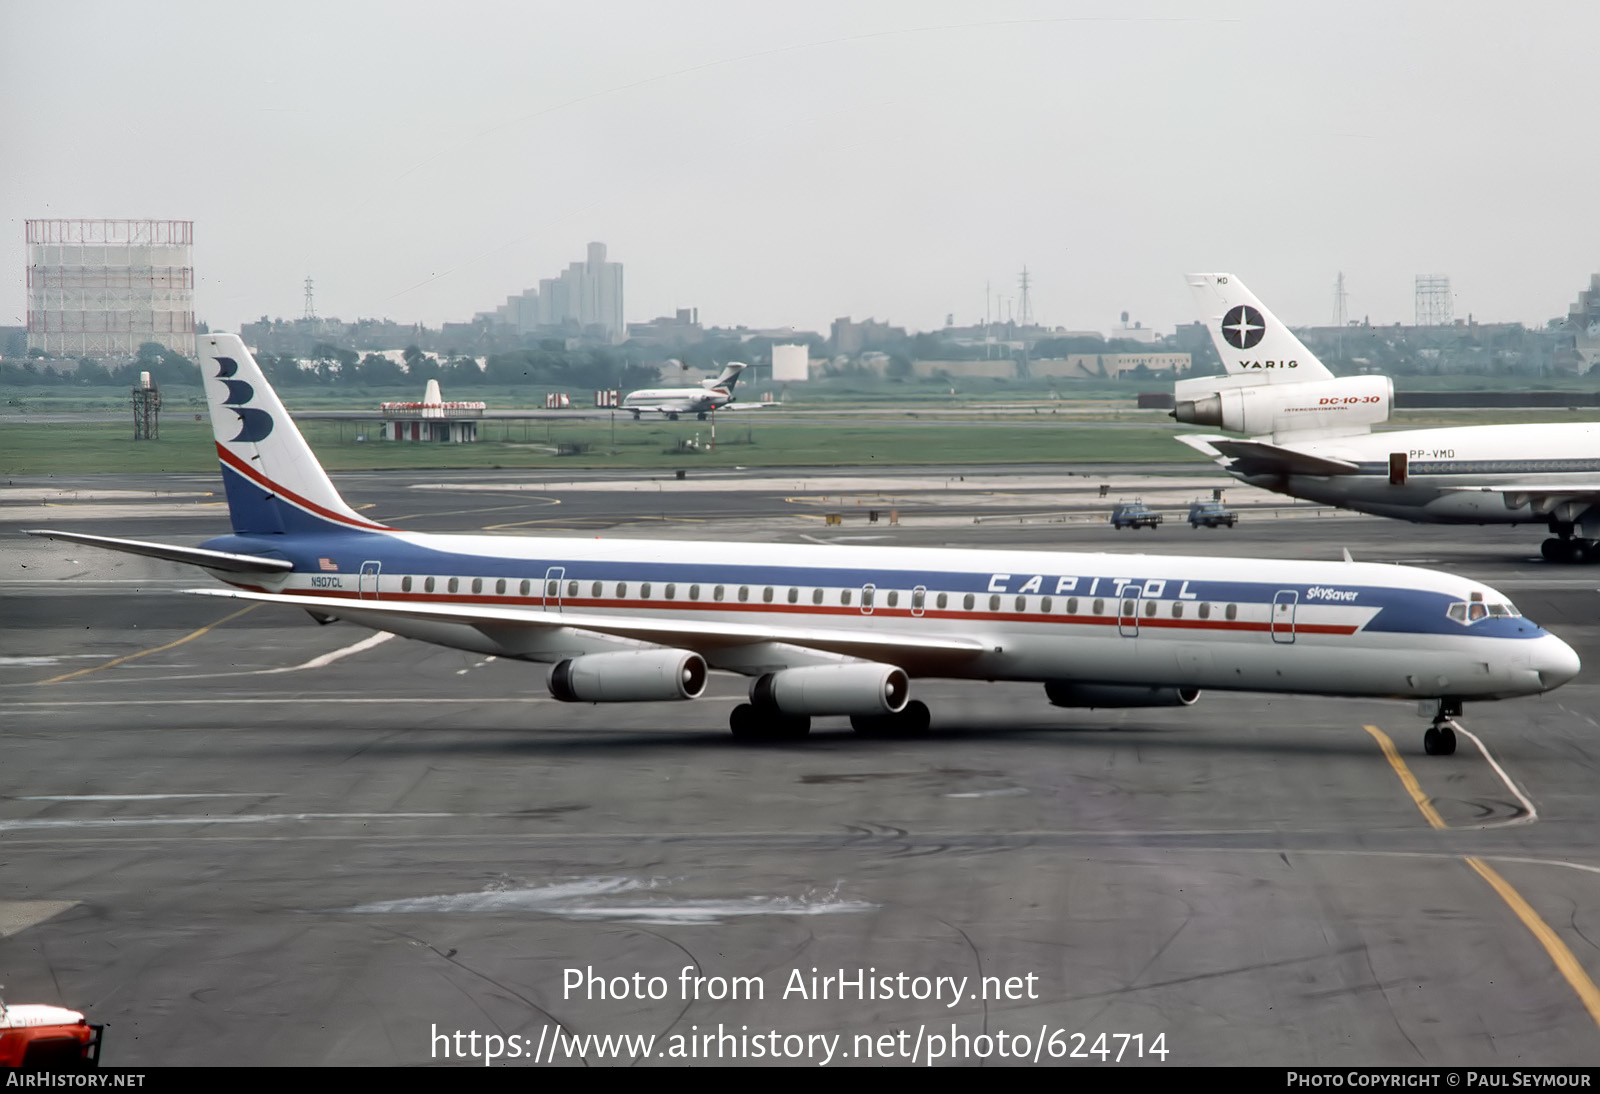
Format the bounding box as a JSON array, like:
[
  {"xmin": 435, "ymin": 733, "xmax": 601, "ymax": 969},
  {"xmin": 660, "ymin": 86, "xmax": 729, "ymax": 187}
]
[
  {"xmin": 1364, "ymin": 723, "xmax": 1600, "ymax": 1029},
  {"xmin": 33, "ymin": 604, "xmax": 261, "ymax": 685}
]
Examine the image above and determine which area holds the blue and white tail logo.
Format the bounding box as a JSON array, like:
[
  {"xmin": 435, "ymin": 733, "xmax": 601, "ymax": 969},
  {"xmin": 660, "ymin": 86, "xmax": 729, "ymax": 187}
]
[
  {"xmin": 199, "ymin": 333, "xmax": 389, "ymax": 536},
  {"xmin": 1187, "ymin": 273, "xmax": 1333, "ymax": 384},
  {"xmin": 214, "ymin": 355, "xmax": 274, "ymax": 442}
]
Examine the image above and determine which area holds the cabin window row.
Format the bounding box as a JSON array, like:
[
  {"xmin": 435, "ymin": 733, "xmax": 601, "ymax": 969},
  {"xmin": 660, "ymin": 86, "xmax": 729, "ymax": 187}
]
[{"xmin": 388, "ymin": 575, "xmax": 1242, "ymax": 620}]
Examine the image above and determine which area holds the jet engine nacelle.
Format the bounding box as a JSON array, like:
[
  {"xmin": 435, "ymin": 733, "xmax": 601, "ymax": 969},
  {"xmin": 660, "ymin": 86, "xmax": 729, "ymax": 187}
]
[
  {"xmin": 548, "ymin": 650, "xmax": 708, "ymax": 703},
  {"xmin": 1173, "ymin": 374, "xmax": 1392, "ymax": 435},
  {"xmin": 750, "ymin": 663, "xmax": 909, "ymax": 716},
  {"xmin": 1044, "ymin": 682, "xmax": 1200, "ymax": 708}
]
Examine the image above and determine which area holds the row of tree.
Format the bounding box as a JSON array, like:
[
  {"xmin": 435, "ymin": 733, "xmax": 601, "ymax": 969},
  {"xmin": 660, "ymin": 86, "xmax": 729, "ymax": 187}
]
[
  {"xmin": 1, "ymin": 343, "xmax": 200, "ymax": 389},
  {"xmin": 252, "ymin": 344, "xmax": 663, "ymax": 392}
]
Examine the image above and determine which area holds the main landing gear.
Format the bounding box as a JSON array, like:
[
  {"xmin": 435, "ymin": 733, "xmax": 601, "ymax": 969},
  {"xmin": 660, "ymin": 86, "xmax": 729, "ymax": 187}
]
[
  {"xmin": 1541, "ymin": 537, "xmax": 1594, "ymax": 563},
  {"xmin": 729, "ymin": 703, "xmax": 810, "ymax": 740},
  {"xmin": 850, "ymin": 700, "xmax": 932, "ymax": 738},
  {"xmin": 1423, "ymin": 699, "xmax": 1460, "ymax": 756},
  {"xmin": 727, "ymin": 700, "xmax": 933, "ymax": 740},
  {"xmin": 1541, "ymin": 521, "xmax": 1597, "ymax": 564}
]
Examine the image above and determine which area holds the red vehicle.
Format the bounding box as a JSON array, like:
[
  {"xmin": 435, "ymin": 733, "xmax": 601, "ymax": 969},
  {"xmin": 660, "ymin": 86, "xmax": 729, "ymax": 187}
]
[{"xmin": 0, "ymin": 1001, "xmax": 102, "ymax": 1069}]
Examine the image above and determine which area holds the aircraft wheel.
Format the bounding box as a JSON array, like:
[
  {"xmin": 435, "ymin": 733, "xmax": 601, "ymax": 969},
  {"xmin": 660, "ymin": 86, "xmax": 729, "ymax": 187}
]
[
  {"xmin": 1423, "ymin": 726, "xmax": 1441, "ymax": 755},
  {"xmin": 851, "ymin": 713, "xmax": 889, "ymax": 736},
  {"xmin": 897, "ymin": 700, "xmax": 932, "ymax": 736},
  {"xmin": 1437, "ymin": 725, "xmax": 1457, "ymax": 754},
  {"xmin": 852, "ymin": 701, "xmax": 930, "ymax": 737},
  {"xmin": 697, "ymin": 411, "xmax": 707, "ymax": 420},
  {"xmin": 729, "ymin": 703, "xmax": 761, "ymax": 739},
  {"xmin": 732, "ymin": 704, "xmax": 809, "ymax": 740},
  {"xmin": 1542, "ymin": 537, "xmax": 1580, "ymax": 562},
  {"xmin": 668, "ymin": 412, "xmax": 679, "ymax": 421}
]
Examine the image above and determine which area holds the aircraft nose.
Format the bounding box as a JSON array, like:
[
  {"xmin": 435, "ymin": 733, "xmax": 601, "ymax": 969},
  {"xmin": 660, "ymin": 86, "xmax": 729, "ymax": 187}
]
[{"xmin": 1533, "ymin": 634, "xmax": 1581, "ymax": 691}]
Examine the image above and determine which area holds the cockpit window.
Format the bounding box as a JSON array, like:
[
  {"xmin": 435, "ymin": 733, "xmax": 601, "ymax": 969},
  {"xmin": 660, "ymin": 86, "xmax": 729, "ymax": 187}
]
[{"xmin": 1448, "ymin": 599, "xmax": 1519, "ymax": 624}]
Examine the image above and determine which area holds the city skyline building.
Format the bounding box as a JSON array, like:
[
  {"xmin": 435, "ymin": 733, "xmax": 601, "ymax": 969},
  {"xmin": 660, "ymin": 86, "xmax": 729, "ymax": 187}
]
[{"xmin": 478, "ymin": 242, "xmax": 625, "ymax": 342}]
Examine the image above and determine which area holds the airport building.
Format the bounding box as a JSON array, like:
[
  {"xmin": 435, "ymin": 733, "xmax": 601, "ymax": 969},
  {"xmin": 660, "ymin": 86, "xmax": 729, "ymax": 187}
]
[
  {"xmin": 380, "ymin": 379, "xmax": 485, "ymax": 443},
  {"xmin": 25, "ymin": 218, "xmax": 195, "ymax": 358}
]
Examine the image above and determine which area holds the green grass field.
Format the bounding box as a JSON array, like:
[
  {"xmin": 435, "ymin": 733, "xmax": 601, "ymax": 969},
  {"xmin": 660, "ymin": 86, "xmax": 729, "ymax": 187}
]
[
  {"xmin": 6, "ymin": 405, "xmax": 1599, "ymax": 476},
  {"xmin": 0, "ymin": 416, "xmax": 1201, "ymax": 475}
]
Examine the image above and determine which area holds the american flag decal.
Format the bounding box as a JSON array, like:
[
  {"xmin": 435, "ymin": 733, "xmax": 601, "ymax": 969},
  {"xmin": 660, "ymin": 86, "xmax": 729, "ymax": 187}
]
[{"xmin": 318, "ymin": 557, "xmax": 338, "ymax": 571}]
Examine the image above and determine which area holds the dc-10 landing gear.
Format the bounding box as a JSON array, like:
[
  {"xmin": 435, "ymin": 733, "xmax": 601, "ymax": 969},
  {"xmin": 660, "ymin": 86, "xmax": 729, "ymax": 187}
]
[
  {"xmin": 1541, "ymin": 536, "xmax": 1588, "ymax": 563},
  {"xmin": 1423, "ymin": 698, "xmax": 1460, "ymax": 756},
  {"xmin": 1541, "ymin": 521, "xmax": 1596, "ymax": 564}
]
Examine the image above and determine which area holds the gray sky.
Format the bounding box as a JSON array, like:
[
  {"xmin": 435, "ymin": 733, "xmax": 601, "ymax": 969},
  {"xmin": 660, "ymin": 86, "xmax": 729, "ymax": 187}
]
[{"xmin": 3, "ymin": 0, "xmax": 1596, "ymax": 339}]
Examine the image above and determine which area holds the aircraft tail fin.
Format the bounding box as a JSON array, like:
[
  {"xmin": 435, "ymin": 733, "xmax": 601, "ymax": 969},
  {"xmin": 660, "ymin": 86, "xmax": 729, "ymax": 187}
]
[
  {"xmin": 701, "ymin": 361, "xmax": 749, "ymax": 391},
  {"xmin": 1186, "ymin": 273, "xmax": 1334, "ymax": 384},
  {"xmin": 196, "ymin": 333, "xmax": 390, "ymax": 536}
]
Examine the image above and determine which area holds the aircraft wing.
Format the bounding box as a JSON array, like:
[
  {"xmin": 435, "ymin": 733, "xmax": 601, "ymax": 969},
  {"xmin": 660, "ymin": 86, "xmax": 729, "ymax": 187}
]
[
  {"xmin": 1435, "ymin": 484, "xmax": 1600, "ymax": 511},
  {"xmin": 1205, "ymin": 439, "xmax": 1360, "ymax": 477},
  {"xmin": 25, "ymin": 529, "xmax": 294, "ymax": 574},
  {"xmin": 1438, "ymin": 484, "xmax": 1600, "ymax": 495},
  {"xmin": 184, "ymin": 587, "xmax": 987, "ymax": 663}
]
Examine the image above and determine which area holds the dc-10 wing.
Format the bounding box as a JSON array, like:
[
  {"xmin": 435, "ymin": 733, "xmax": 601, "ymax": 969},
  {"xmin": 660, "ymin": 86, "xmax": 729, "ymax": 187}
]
[
  {"xmin": 184, "ymin": 587, "xmax": 988, "ymax": 664},
  {"xmin": 1182, "ymin": 436, "xmax": 1361, "ymax": 477},
  {"xmin": 25, "ymin": 529, "xmax": 294, "ymax": 574}
]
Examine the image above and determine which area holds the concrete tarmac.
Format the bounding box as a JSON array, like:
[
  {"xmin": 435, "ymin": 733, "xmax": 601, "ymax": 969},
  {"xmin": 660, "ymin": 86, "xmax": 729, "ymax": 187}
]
[{"xmin": 4, "ymin": 467, "xmax": 1600, "ymax": 1066}]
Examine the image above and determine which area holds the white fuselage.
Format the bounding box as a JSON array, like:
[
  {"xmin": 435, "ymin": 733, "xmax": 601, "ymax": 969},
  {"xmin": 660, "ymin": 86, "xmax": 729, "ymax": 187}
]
[
  {"xmin": 1232, "ymin": 421, "xmax": 1600, "ymax": 524},
  {"xmin": 211, "ymin": 531, "xmax": 1577, "ymax": 704},
  {"xmin": 621, "ymin": 387, "xmax": 730, "ymax": 414}
]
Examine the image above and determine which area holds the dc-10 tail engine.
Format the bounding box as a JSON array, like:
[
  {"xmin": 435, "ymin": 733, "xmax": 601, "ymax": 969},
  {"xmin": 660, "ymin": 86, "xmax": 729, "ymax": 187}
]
[
  {"xmin": 1173, "ymin": 374, "xmax": 1392, "ymax": 436},
  {"xmin": 1045, "ymin": 682, "xmax": 1200, "ymax": 708},
  {"xmin": 548, "ymin": 649, "xmax": 708, "ymax": 702}
]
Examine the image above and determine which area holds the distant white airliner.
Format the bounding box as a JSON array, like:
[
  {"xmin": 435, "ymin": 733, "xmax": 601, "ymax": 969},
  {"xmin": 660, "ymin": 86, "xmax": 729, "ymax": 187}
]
[
  {"xmin": 1175, "ymin": 273, "xmax": 1600, "ymax": 562},
  {"xmin": 25, "ymin": 334, "xmax": 1579, "ymax": 756},
  {"xmin": 623, "ymin": 361, "xmax": 753, "ymax": 419}
]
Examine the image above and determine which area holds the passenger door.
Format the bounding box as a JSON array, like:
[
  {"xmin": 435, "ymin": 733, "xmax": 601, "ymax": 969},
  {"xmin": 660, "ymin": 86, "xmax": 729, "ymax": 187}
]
[
  {"xmin": 1118, "ymin": 585, "xmax": 1142, "ymax": 637},
  {"xmin": 543, "ymin": 566, "xmax": 566, "ymax": 613},
  {"xmin": 1271, "ymin": 590, "xmax": 1298, "ymax": 644}
]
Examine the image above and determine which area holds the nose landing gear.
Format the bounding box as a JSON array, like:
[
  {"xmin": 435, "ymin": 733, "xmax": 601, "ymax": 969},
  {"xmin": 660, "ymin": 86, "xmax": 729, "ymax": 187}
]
[{"xmin": 1423, "ymin": 699, "xmax": 1461, "ymax": 755}]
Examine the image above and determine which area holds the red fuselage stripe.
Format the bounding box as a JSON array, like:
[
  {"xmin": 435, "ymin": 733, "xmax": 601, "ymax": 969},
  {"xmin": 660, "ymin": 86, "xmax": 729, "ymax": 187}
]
[{"xmin": 217, "ymin": 444, "xmax": 392, "ymax": 531}]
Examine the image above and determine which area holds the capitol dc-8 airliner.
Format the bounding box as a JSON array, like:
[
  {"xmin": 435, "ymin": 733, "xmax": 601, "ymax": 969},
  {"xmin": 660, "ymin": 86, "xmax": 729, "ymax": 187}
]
[{"xmin": 26, "ymin": 334, "xmax": 1580, "ymax": 756}]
